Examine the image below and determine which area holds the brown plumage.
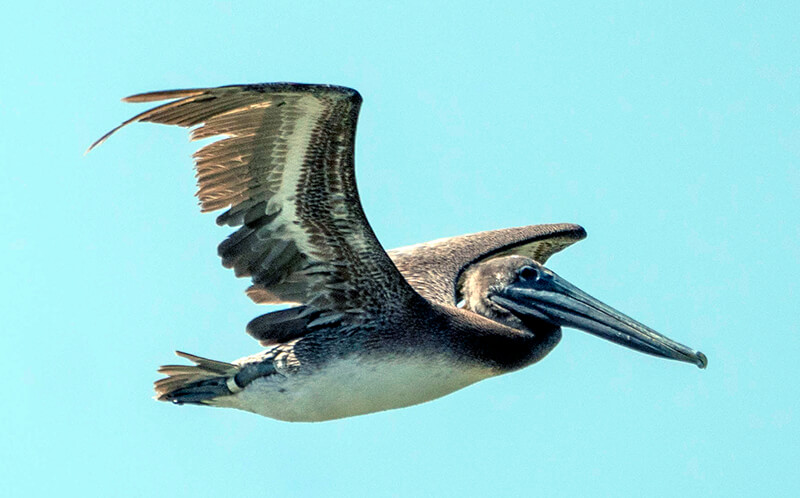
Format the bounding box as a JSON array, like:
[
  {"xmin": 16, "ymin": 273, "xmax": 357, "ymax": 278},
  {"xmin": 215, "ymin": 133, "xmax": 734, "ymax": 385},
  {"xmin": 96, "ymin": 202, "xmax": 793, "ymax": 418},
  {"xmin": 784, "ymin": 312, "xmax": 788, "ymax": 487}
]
[{"xmin": 90, "ymin": 83, "xmax": 705, "ymax": 422}]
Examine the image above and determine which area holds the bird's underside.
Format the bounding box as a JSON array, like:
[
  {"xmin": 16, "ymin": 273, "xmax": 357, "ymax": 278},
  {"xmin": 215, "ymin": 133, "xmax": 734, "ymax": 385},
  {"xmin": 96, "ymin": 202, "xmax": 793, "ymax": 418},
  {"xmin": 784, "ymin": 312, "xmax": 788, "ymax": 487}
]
[{"xmin": 90, "ymin": 82, "xmax": 706, "ymax": 422}]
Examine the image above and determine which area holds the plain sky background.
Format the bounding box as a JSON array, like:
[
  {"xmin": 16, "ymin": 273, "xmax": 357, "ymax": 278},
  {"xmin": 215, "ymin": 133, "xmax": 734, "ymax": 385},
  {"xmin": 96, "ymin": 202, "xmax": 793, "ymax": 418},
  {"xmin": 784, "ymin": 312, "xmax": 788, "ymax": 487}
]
[{"xmin": 3, "ymin": 1, "xmax": 799, "ymax": 496}]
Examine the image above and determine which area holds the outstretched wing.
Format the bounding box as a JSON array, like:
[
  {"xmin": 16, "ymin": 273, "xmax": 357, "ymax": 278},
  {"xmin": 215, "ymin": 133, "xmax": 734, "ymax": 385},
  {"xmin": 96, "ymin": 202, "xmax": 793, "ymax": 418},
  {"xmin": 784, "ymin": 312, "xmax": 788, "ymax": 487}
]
[
  {"xmin": 387, "ymin": 224, "xmax": 587, "ymax": 305},
  {"xmin": 90, "ymin": 83, "xmax": 420, "ymax": 327}
]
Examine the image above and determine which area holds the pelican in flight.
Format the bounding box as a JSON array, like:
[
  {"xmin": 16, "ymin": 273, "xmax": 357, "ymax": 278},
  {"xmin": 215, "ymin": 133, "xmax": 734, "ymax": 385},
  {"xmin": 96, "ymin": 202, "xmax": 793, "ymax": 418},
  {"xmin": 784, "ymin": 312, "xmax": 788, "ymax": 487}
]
[{"xmin": 89, "ymin": 83, "xmax": 706, "ymax": 422}]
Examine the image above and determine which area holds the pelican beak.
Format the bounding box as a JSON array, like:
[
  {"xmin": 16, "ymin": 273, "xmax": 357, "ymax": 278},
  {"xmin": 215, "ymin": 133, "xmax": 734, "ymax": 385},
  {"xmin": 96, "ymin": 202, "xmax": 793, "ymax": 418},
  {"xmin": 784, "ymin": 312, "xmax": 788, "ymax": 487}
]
[{"xmin": 490, "ymin": 267, "xmax": 707, "ymax": 369}]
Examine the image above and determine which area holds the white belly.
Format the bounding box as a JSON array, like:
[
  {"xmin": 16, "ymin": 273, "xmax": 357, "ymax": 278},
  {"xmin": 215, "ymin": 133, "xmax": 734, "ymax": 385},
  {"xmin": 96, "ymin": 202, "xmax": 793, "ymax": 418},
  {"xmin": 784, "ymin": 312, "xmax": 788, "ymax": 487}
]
[{"xmin": 214, "ymin": 355, "xmax": 497, "ymax": 422}]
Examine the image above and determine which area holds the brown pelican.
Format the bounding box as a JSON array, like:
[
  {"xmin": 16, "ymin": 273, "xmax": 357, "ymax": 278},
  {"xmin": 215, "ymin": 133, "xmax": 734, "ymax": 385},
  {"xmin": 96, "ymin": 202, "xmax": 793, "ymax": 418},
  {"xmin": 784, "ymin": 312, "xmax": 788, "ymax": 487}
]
[{"xmin": 89, "ymin": 83, "xmax": 706, "ymax": 422}]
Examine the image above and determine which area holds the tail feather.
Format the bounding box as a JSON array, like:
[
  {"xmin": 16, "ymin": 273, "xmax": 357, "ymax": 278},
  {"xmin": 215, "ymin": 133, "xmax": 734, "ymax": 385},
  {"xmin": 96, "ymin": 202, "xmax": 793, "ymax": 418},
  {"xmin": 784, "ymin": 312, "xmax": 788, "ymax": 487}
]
[
  {"xmin": 154, "ymin": 351, "xmax": 241, "ymax": 405},
  {"xmin": 173, "ymin": 351, "xmax": 238, "ymax": 374}
]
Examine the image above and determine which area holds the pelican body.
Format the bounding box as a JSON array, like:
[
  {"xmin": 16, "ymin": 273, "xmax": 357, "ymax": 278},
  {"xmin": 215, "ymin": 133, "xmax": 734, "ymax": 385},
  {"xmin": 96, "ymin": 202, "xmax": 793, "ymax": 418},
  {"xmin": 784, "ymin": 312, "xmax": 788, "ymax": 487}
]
[{"xmin": 90, "ymin": 83, "xmax": 706, "ymax": 422}]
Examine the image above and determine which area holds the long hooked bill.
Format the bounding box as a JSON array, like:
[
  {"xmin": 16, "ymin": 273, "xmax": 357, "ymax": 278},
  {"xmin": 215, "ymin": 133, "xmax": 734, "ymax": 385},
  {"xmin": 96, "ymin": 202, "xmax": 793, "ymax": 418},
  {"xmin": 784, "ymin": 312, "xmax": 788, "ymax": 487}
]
[{"xmin": 490, "ymin": 268, "xmax": 707, "ymax": 368}]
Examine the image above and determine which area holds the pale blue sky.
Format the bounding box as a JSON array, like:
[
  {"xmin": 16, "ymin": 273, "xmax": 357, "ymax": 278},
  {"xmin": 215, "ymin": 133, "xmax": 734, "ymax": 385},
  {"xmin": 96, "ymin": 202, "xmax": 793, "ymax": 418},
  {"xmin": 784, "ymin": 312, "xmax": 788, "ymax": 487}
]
[{"xmin": 3, "ymin": 1, "xmax": 799, "ymax": 496}]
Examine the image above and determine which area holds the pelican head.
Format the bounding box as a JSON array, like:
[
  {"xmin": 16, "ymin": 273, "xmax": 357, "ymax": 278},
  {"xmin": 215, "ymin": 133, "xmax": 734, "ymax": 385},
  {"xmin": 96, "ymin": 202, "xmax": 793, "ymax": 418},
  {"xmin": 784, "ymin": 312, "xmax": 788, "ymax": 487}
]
[{"xmin": 461, "ymin": 255, "xmax": 707, "ymax": 368}]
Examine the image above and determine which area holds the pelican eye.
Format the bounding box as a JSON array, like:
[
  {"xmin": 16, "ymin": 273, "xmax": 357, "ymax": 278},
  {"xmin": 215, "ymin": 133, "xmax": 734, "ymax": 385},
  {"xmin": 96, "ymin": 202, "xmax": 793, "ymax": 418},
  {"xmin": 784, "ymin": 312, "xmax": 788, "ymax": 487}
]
[{"xmin": 517, "ymin": 266, "xmax": 540, "ymax": 281}]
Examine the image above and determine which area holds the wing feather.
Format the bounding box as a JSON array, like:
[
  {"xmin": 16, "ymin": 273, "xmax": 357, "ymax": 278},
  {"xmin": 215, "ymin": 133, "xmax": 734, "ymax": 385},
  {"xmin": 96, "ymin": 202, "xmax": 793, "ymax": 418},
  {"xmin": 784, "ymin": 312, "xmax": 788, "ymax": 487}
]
[{"xmin": 90, "ymin": 83, "xmax": 420, "ymax": 321}]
